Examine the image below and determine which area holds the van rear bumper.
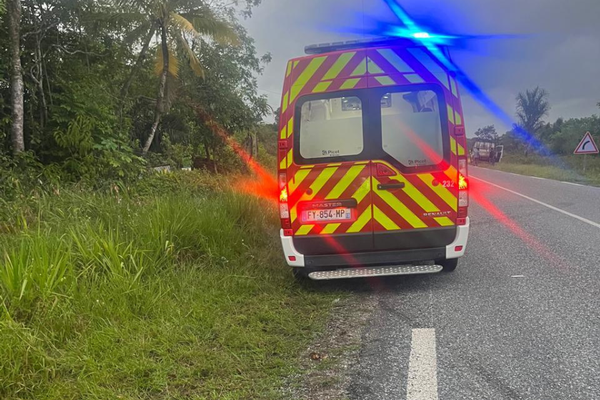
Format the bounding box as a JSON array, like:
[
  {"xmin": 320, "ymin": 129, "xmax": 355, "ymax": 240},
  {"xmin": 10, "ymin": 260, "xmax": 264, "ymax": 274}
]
[
  {"xmin": 303, "ymin": 247, "xmax": 446, "ymax": 268},
  {"xmin": 280, "ymin": 217, "xmax": 469, "ymax": 268}
]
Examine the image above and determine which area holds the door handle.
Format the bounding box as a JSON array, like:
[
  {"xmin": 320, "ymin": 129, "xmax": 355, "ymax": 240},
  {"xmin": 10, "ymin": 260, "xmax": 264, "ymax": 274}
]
[{"xmin": 377, "ymin": 183, "xmax": 405, "ymax": 191}]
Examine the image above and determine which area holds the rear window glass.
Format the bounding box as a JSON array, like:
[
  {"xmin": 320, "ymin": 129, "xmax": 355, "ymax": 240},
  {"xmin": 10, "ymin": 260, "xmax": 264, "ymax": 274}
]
[
  {"xmin": 299, "ymin": 97, "xmax": 364, "ymax": 159},
  {"xmin": 381, "ymin": 90, "xmax": 444, "ymax": 167}
]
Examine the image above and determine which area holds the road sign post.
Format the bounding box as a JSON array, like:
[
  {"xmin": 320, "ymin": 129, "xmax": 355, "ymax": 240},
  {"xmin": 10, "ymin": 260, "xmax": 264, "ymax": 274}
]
[{"xmin": 573, "ymin": 132, "xmax": 599, "ymax": 173}]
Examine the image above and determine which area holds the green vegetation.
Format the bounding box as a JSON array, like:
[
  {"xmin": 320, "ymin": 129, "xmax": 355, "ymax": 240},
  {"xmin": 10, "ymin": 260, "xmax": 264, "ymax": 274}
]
[
  {"xmin": 1, "ymin": 0, "xmax": 276, "ymax": 179},
  {"xmin": 0, "ymin": 2, "xmax": 324, "ymax": 397},
  {"xmin": 0, "ymin": 172, "xmax": 334, "ymax": 399},
  {"xmin": 469, "ymin": 87, "xmax": 600, "ymax": 185}
]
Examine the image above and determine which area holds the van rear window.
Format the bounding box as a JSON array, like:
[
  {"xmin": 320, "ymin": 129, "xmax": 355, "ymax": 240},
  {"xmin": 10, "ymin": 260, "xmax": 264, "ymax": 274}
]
[
  {"xmin": 298, "ymin": 97, "xmax": 364, "ymax": 159},
  {"xmin": 381, "ymin": 90, "xmax": 444, "ymax": 167}
]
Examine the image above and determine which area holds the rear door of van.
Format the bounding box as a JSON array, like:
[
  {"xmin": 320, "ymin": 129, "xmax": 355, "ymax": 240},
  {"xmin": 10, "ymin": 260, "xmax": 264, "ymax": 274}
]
[
  {"xmin": 362, "ymin": 46, "xmax": 460, "ymax": 252},
  {"xmin": 368, "ymin": 86, "xmax": 458, "ymax": 251},
  {"xmin": 289, "ymin": 90, "xmax": 374, "ymax": 256}
]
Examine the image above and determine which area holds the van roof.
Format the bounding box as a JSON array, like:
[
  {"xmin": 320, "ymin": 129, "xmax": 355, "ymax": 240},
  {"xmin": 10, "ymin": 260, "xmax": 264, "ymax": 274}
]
[{"xmin": 283, "ymin": 40, "xmax": 460, "ymax": 105}]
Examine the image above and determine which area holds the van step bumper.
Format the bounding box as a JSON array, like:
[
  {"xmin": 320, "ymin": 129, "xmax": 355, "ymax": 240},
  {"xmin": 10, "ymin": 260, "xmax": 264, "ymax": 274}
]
[{"xmin": 308, "ymin": 264, "xmax": 443, "ymax": 280}]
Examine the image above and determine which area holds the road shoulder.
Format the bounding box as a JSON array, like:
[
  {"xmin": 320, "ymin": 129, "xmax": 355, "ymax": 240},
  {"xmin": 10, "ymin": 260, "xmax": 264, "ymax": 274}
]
[{"xmin": 282, "ymin": 292, "xmax": 377, "ymax": 400}]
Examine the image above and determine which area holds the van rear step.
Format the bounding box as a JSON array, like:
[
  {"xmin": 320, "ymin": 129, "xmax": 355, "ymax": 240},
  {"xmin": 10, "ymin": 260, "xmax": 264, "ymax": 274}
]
[{"xmin": 308, "ymin": 264, "xmax": 443, "ymax": 280}]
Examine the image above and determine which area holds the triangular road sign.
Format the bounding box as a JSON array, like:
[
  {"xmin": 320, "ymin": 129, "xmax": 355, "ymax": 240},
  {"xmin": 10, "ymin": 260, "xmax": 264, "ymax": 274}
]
[{"xmin": 574, "ymin": 132, "xmax": 599, "ymax": 154}]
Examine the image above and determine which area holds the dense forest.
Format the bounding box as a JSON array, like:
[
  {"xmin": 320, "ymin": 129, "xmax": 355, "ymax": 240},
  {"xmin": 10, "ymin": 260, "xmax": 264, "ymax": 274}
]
[{"xmin": 0, "ymin": 0, "xmax": 277, "ymax": 186}]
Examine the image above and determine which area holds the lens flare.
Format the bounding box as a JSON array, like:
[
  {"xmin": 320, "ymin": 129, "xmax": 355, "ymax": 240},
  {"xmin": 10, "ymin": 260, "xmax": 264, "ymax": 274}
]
[
  {"xmin": 469, "ymin": 179, "xmax": 570, "ymax": 271},
  {"xmin": 193, "ymin": 105, "xmax": 278, "ymax": 203}
]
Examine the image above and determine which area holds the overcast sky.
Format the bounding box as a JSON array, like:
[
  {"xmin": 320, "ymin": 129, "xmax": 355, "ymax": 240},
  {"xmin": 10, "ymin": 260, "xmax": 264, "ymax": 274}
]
[{"xmin": 242, "ymin": 0, "xmax": 600, "ymax": 136}]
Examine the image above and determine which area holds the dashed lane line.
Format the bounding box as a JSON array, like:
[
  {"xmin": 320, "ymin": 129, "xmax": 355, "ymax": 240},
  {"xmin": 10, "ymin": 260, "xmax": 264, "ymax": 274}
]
[{"xmin": 407, "ymin": 328, "xmax": 439, "ymax": 400}]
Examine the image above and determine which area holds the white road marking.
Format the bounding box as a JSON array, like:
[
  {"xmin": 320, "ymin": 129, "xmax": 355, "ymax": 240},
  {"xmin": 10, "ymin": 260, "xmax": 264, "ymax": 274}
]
[
  {"xmin": 472, "ymin": 176, "xmax": 600, "ymax": 230},
  {"xmin": 511, "ymin": 275, "xmax": 525, "ymax": 278},
  {"xmin": 407, "ymin": 328, "xmax": 438, "ymax": 400},
  {"xmin": 563, "ymin": 181, "xmax": 584, "ymax": 187}
]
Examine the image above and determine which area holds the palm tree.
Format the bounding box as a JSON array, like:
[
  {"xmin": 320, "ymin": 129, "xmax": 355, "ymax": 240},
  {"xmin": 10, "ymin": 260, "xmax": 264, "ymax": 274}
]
[
  {"xmin": 515, "ymin": 87, "xmax": 550, "ymax": 156},
  {"xmin": 117, "ymin": 0, "xmax": 239, "ymax": 155}
]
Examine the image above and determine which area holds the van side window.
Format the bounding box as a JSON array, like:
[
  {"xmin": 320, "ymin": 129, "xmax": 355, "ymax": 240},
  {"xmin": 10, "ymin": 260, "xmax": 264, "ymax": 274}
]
[
  {"xmin": 299, "ymin": 97, "xmax": 364, "ymax": 159},
  {"xmin": 381, "ymin": 90, "xmax": 444, "ymax": 167}
]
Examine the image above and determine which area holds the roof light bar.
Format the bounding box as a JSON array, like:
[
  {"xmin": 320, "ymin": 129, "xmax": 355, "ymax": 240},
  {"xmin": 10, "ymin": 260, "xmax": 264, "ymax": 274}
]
[
  {"xmin": 304, "ymin": 37, "xmax": 412, "ymax": 55},
  {"xmin": 304, "ymin": 36, "xmax": 450, "ymax": 56}
]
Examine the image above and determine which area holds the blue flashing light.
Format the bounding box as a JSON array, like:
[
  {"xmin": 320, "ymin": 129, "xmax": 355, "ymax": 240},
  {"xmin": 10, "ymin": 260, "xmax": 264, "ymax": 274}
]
[
  {"xmin": 412, "ymin": 32, "xmax": 430, "ymax": 39},
  {"xmin": 380, "ymin": 0, "xmax": 547, "ymax": 151}
]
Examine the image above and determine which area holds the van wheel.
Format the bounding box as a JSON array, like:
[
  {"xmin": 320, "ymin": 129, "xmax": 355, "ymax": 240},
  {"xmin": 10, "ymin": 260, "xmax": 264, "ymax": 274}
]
[
  {"xmin": 437, "ymin": 258, "xmax": 458, "ymax": 272},
  {"xmin": 292, "ymin": 268, "xmax": 309, "ymax": 281}
]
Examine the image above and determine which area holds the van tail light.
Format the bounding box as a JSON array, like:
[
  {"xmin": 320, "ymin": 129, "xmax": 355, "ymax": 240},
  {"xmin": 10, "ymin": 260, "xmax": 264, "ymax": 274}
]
[
  {"xmin": 279, "ymin": 171, "xmax": 292, "ymax": 233},
  {"xmin": 457, "ymin": 158, "xmax": 468, "ymax": 226},
  {"xmin": 278, "ymin": 172, "xmax": 287, "ymax": 190},
  {"xmin": 279, "ymin": 202, "xmax": 290, "ymax": 219}
]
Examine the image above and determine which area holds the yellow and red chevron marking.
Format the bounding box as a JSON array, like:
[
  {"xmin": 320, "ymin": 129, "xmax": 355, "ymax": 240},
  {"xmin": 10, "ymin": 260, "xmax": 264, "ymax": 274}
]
[
  {"xmin": 287, "ymin": 161, "xmax": 373, "ymax": 236},
  {"xmin": 370, "ymin": 161, "xmax": 457, "ymax": 231}
]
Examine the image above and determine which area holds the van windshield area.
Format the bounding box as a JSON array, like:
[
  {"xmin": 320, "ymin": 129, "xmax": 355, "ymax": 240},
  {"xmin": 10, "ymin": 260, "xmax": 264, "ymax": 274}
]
[{"xmin": 296, "ymin": 88, "xmax": 447, "ymax": 167}]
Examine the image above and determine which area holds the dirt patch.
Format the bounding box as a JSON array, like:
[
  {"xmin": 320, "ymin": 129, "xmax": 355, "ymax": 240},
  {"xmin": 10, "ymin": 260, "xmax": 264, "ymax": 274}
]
[{"xmin": 282, "ymin": 292, "xmax": 377, "ymax": 400}]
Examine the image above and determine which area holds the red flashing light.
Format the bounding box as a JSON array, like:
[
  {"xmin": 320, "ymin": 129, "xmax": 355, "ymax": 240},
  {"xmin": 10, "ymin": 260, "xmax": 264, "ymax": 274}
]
[
  {"xmin": 455, "ymin": 245, "xmax": 463, "ymax": 252},
  {"xmin": 288, "ymin": 256, "xmax": 297, "ymax": 262},
  {"xmin": 283, "ymin": 229, "xmax": 294, "ymax": 237},
  {"xmin": 457, "ymin": 218, "xmax": 467, "ymax": 226}
]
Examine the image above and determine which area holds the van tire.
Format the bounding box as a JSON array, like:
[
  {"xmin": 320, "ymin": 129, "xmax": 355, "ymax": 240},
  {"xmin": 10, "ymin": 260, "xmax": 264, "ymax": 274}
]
[
  {"xmin": 438, "ymin": 258, "xmax": 458, "ymax": 272},
  {"xmin": 292, "ymin": 268, "xmax": 309, "ymax": 281}
]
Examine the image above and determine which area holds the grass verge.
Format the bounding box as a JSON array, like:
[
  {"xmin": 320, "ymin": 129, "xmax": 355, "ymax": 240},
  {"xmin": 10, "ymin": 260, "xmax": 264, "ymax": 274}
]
[
  {"xmin": 0, "ymin": 172, "xmax": 336, "ymax": 399},
  {"xmin": 476, "ymin": 154, "xmax": 600, "ymax": 186}
]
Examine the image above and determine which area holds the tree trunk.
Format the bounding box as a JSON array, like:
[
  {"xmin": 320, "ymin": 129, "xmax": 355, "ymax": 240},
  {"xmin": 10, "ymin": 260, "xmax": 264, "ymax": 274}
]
[
  {"xmin": 8, "ymin": 0, "xmax": 25, "ymax": 154},
  {"xmin": 252, "ymin": 131, "xmax": 258, "ymax": 159},
  {"xmin": 142, "ymin": 24, "xmax": 168, "ymax": 155},
  {"xmin": 120, "ymin": 27, "xmax": 154, "ymax": 118}
]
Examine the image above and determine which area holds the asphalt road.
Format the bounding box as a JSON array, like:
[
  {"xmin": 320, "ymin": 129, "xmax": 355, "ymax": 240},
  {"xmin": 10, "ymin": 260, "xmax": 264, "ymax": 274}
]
[{"xmin": 342, "ymin": 167, "xmax": 600, "ymax": 400}]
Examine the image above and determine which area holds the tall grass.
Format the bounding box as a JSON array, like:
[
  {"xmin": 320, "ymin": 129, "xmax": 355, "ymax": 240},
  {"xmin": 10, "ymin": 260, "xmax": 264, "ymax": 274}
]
[{"xmin": 0, "ymin": 172, "xmax": 333, "ymax": 399}]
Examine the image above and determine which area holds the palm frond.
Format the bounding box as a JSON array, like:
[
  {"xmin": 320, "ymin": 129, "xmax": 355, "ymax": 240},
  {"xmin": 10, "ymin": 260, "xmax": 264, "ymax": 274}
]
[
  {"xmin": 170, "ymin": 12, "xmax": 201, "ymax": 40},
  {"xmin": 155, "ymin": 46, "xmax": 179, "ymax": 78},
  {"xmin": 179, "ymin": 11, "xmax": 240, "ymax": 46},
  {"xmin": 176, "ymin": 32, "xmax": 205, "ymax": 78}
]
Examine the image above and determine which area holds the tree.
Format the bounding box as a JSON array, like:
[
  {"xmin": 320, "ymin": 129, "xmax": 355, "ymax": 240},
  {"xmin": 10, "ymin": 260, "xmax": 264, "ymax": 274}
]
[
  {"xmin": 7, "ymin": 0, "xmax": 24, "ymax": 154},
  {"xmin": 473, "ymin": 125, "xmax": 498, "ymax": 141},
  {"xmin": 117, "ymin": 0, "xmax": 240, "ymax": 155},
  {"xmin": 515, "ymin": 87, "xmax": 550, "ymax": 155}
]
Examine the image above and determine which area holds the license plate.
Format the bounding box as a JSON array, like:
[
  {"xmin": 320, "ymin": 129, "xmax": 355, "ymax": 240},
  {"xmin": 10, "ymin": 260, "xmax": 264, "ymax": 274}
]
[{"xmin": 303, "ymin": 208, "xmax": 352, "ymax": 223}]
